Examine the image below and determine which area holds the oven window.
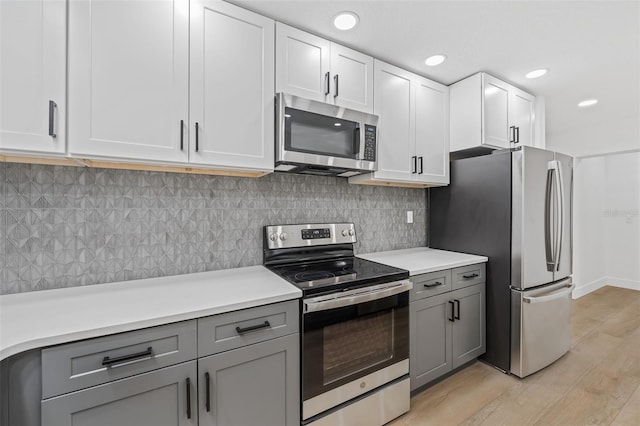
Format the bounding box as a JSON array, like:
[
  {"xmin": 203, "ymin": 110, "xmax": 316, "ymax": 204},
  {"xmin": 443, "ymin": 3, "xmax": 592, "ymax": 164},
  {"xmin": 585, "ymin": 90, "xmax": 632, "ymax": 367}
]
[
  {"xmin": 323, "ymin": 311, "xmax": 393, "ymax": 385},
  {"xmin": 285, "ymin": 108, "xmax": 359, "ymax": 159},
  {"xmin": 303, "ymin": 292, "xmax": 409, "ymax": 401}
]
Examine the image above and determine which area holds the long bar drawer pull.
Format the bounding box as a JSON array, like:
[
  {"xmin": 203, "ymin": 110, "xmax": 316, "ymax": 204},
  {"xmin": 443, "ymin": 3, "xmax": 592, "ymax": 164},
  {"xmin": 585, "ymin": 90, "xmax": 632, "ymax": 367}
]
[
  {"xmin": 236, "ymin": 321, "xmax": 271, "ymax": 335},
  {"xmin": 424, "ymin": 281, "xmax": 444, "ymax": 288},
  {"xmin": 205, "ymin": 372, "xmax": 211, "ymax": 412},
  {"xmin": 186, "ymin": 377, "xmax": 192, "ymax": 419},
  {"xmin": 463, "ymin": 273, "xmax": 479, "ymax": 279},
  {"xmin": 102, "ymin": 347, "xmax": 153, "ymax": 367}
]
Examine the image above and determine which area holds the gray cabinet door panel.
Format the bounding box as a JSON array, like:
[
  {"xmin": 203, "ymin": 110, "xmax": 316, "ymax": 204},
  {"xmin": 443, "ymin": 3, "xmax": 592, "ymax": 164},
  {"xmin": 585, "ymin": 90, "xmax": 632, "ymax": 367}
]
[
  {"xmin": 41, "ymin": 361, "xmax": 197, "ymax": 426},
  {"xmin": 198, "ymin": 333, "xmax": 299, "ymax": 426},
  {"xmin": 452, "ymin": 284, "xmax": 486, "ymax": 369},
  {"xmin": 410, "ymin": 292, "xmax": 452, "ymax": 391}
]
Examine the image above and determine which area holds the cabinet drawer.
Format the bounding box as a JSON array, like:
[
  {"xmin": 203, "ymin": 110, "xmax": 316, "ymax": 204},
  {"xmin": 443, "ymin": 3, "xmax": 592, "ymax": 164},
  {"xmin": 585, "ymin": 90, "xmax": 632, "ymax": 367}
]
[
  {"xmin": 452, "ymin": 263, "xmax": 486, "ymax": 290},
  {"xmin": 198, "ymin": 300, "xmax": 299, "ymax": 357},
  {"xmin": 42, "ymin": 320, "xmax": 197, "ymax": 399},
  {"xmin": 410, "ymin": 270, "xmax": 452, "ymax": 301}
]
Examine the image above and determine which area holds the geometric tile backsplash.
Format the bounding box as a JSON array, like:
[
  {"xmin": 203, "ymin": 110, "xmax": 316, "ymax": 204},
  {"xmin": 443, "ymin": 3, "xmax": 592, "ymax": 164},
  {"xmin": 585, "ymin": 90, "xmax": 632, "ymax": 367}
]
[{"xmin": 0, "ymin": 162, "xmax": 427, "ymax": 294}]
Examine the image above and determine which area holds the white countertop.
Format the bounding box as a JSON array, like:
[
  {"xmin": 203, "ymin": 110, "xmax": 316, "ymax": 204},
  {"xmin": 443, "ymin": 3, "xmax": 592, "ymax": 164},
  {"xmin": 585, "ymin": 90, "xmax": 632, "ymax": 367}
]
[
  {"xmin": 0, "ymin": 266, "xmax": 301, "ymax": 361},
  {"xmin": 358, "ymin": 247, "xmax": 487, "ymax": 275}
]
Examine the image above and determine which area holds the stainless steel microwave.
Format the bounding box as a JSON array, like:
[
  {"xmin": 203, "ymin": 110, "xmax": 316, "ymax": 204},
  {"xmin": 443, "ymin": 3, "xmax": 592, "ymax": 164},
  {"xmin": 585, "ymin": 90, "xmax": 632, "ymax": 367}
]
[{"xmin": 275, "ymin": 93, "xmax": 379, "ymax": 176}]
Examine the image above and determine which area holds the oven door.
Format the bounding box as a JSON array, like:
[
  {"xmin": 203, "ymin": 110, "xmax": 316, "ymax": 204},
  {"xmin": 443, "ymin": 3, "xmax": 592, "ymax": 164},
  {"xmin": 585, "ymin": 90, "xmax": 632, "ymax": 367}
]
[{"xmin": 302, "ymin": 280, "xmax": 411, "ymax": 420}]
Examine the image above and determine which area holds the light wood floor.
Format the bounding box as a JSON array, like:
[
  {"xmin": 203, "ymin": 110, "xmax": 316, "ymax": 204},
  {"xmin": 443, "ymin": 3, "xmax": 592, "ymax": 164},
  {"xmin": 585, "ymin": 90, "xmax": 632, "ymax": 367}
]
[{"xmin": 389, "ymin": 286, "xmax": 640, "ymax": 426}]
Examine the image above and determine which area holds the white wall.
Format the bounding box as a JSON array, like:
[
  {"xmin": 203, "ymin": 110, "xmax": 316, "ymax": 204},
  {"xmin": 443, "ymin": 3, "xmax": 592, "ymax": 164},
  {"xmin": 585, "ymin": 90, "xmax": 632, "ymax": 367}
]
[
  {"xmin": 571, "ymin": 151, "xmax": 640, "ymax": 298},
  {"xmin": 572, "ymin": 156, "xmax": 608, "ymax": 297},
  {"xmin": 547, "ymin": 116, "xmax": 640, "ymax": 158},
  {"xmin": 603, "ymin": 151, "xmax": 640, "ymax": 287}
]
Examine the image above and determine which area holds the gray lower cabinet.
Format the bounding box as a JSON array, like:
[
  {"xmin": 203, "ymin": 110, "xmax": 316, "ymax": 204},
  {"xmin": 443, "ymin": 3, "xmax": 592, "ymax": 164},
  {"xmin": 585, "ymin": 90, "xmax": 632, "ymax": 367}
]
[
  {"xmin": 410, "ymin": 264, "xmax": 486, "ymax": 391},
  {"xmin": 410, "ymin": 292, "xmax": 452, "ymax": 388},
  {"xmin": 37, "ymin": 301, "xmax": 300, "ymax": 426},
  {"xmin": 41, "ymin": 360, "xmax": 197, "ymax": 426},
  {"xmin": 197, "ymin": 333, "xmax": 299, "ymax": 426},
  {"xmin": 451, "ymin": 284, "xmax": 486, "ymax": 369}
]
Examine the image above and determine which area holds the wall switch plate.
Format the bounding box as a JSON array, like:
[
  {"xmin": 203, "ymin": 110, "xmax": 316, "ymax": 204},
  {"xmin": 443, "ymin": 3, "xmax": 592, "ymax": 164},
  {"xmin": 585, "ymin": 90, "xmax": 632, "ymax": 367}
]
[{"xmin": 407, "ymin": 210, "xmax": 414, "ymax": 224}]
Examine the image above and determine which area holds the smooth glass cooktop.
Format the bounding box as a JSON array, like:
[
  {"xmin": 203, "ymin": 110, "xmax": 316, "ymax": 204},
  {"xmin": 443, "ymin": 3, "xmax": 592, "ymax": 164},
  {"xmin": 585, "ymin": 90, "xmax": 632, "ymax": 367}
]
[{"xmin": 267, "ymin": 257, "xmax": 408, "ymax": 294}]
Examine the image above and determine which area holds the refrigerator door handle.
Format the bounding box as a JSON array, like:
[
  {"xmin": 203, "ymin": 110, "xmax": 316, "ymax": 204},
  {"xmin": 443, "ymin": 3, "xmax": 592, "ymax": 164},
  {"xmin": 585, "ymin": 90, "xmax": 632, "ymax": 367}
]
[
  {"xmin": 544, "ymin": 166, "xmax": 555, "ymax": 271},
  {"xmin": 523, "ymin": 283, "xmax": 575, "ymax": 304},
  {"xmin": 553, "ymin": 160, "xmax": 565, "ymax": 272}
]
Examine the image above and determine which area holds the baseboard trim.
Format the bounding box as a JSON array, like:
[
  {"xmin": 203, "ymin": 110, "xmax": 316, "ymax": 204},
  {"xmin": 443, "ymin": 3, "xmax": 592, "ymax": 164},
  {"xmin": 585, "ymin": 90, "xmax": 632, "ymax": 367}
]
[
  {"xmin": 572, "ymin": 276, "xmax": 640, "ymax": 298},
  {"xmin": 607, "ymin": 277, "xmax": 640, "ymax": 291},
  {"xmin": 572, "ymin": 277, "xmax": 608, "ymax": 299}
]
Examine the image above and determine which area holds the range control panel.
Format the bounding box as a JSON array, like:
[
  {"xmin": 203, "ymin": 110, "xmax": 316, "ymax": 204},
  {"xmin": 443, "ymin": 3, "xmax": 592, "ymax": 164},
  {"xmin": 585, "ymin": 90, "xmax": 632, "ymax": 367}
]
[
  {"xmin": 301, "ymin": 228, "xmax": 331, "ymax": 240},
  {"xmin": 264, "ymin": 223, "xmax": 356, "ymax": 249}
]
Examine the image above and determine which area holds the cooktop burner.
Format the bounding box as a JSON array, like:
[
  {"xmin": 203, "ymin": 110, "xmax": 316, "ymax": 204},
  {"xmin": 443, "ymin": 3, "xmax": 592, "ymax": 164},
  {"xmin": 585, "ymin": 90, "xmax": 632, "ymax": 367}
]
[{"xmin": 267, "ymin": 257, "xmax": 408, "ymax": 295}]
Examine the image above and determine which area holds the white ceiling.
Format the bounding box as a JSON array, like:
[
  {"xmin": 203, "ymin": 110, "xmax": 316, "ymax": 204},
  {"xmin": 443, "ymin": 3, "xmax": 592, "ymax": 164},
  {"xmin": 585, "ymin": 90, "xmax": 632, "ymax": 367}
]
[{"xmin": 232, "ymin": 0, "xmax": 640, "ymax": 157}]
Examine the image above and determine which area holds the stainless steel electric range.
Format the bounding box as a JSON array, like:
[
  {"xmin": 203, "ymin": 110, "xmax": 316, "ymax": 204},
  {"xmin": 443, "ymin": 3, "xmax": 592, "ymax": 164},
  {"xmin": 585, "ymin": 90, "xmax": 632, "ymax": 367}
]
[{"xmin": 264, "ymin": 223, "xmax": 412, "ymax": 426}]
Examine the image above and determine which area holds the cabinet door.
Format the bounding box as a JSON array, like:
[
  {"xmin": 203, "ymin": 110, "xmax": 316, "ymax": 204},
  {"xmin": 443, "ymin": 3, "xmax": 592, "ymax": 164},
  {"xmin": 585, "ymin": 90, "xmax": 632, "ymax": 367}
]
[
  {"xmin": 68, "ymin": 0, "xmax": 189, "ymax": 163},
  {"xmin": 198, "ymin": 333, "xmax": 299, "ymax": 426},
  {"xmin": 372, "ymin": 60, "xmax": 415, "ymax": 181},
  {"xmin": 0, "ymin": 0, "xmax": 66, "ymax": 154},
  {"xmin": 482, "ymin": 74, "xmax": 510, "ymax": 149},
  {"xmin": 41, "ymin": 361, "xmax": 197, "ymax": 426},
  {"xmin": 414, "ymin": 76, "xmax": 449, "ymax": 185},
  {"xmin": 451, "ymin": 284, "xmax": 486, "ymax": 369},
  {"xmin": 330, "ymin": 43, "xmax": 374, "ymax": 113},
  {"xmin": 276, "ymin": 23, "xmax": 330, "ymax": 102},
  {"xmin": 511, "ymin": 88, "xmax": 536, "ymax": 147},
  {"xmin": 410, "ymin": 292, "xmax": 452, "ymax": 391},
  {"xmin": 190, "ymin": 0, "xmax": 274, "ymax": 171}
]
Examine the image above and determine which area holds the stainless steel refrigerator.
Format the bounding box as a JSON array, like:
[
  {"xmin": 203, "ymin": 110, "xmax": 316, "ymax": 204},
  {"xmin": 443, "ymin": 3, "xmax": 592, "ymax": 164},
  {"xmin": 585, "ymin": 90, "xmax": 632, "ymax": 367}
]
[{"xmin": 429, "ymin": 146, "xmax": 573, "ymax": 378}]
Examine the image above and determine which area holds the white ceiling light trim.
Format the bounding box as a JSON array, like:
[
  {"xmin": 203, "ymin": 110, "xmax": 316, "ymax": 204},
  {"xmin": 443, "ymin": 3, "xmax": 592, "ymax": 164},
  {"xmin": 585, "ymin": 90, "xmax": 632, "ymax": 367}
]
[
  {"xmin": 333, "ymin": 12, "xmax": 359, "ymax": 31},
  {"xmin": 525, "ymin": 68, "xmax": 549, "ymax": 79},
  {"xmin": 425, "ymin": 54, "xmax": 447, "ymax": 66},
  {"xmin": 578, "ymin": 99, "xmax": 598, "ymax": 107}
]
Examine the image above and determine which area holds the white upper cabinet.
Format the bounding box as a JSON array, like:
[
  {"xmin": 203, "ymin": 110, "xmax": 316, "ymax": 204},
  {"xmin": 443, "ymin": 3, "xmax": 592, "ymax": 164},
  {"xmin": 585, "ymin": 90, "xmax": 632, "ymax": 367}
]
[
  {"xmin": 190, "ymin": 0, "xmax": 274, "ymax": 171},
  {"xmin": 450, "ymin": 72, "xmax": 538, "ymax": 152},
  {"xmin": 414, "ymin": 76, "xmax": 449, "ymax": 185},
  {"xmin": 349, "ymin": 60, "xmax": 449, "ymax": 188},
  {"xmin": 68, "ymin": 0, "xmax": 190, "ymax": 163},
  {"xmin": 276, "ymin": 24, "xmax": 330, "ymax": 103},
  {"xmin": 276, "ymin": 23, "xmax": 373, "ymax": 113},
  {"xmin": 0, "ymin": 0, "xmax": 66, "ymax": 155},
  {"xmin": 510, "ymin": 88, "xmax": 536, "ymax": 147},
  {"xmin": 66, "ymin": 0, "xmax": 273, "ymax": 173}
]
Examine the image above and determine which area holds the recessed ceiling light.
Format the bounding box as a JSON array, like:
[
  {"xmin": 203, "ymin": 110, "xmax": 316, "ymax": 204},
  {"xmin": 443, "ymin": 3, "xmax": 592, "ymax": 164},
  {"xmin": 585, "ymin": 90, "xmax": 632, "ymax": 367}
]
[
  {"xmin": 425, "ymin": 54, "xmax": 447, "ymax": 66},
  {"xmin": 333, "ymin": 12, "xmax": 359, "ymax": 31},
  {"xmin": 578, "ymin": 99, "xmax": 598, "ymax": 107},
  {"xmin": 525, "ymin": 68, "xmax": 549, "ymax": 79}
]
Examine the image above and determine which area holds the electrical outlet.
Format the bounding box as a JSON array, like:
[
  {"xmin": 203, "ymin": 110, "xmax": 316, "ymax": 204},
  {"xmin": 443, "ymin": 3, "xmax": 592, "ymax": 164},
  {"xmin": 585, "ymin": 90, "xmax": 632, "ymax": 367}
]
[{"xmin": 407, "ymin": 210, "xmax": 414, "ymax": 224}]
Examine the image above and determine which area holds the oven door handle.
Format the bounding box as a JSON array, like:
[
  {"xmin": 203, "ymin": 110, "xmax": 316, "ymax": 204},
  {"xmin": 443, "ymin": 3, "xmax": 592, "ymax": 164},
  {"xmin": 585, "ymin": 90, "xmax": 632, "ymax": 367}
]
[{"xmin": 303, "ymin": 280, "xmax": 413, "ymax": 313}]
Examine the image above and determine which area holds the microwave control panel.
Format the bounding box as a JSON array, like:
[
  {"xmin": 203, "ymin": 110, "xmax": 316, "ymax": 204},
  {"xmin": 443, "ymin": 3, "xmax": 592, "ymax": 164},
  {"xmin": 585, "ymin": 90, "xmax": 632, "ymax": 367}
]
[{"xmin": 363, "ymin": 125, "xmax": 377, "ymax": 162}]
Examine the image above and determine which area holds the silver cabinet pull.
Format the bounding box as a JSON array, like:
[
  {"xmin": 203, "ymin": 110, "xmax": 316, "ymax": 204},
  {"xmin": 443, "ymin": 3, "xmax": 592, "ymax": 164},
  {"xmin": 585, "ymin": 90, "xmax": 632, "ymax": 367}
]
[
  {"xmin": 334, "ymin": 74, "xmax": 339, "ymax": 98},
  {"xmin": 48, "ymin": 100, "xmax": 57, "ymax": 138}
]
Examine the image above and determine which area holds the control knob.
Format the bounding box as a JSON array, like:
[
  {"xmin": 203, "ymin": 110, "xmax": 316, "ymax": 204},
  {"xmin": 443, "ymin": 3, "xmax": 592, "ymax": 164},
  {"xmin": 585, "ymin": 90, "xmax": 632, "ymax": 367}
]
[
  {"xmin": 341, "ymin": 229, "xmax": 349, "ymax": 237},
  {"xmin": 269, "ymin": 233, "xmax": 277, "ymax": 242},
  {"xmin": 279, "ymin": 233, "xmax": 288, "ymax": 241},
  {"xmin": 348, "ymin": 229, "xmax": 355, "ymax": 236}
]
